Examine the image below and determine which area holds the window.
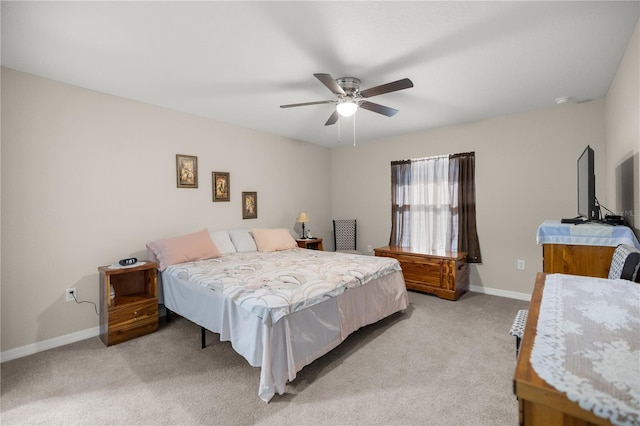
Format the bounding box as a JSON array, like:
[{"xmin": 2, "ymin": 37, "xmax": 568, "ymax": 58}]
[{"xmin": 390, "ymin": 152, "xmax": 481, "ymax": 262}]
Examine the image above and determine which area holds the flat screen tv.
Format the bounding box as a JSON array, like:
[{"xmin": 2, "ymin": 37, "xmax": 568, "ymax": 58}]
[{"xmin": 577, "ymin": 145, "xmax": 599, "ymax": 221}]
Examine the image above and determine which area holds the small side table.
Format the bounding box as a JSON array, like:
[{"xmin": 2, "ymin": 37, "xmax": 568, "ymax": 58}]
[
  {"xmin": 297, "ymin": 238, "xmax": 323, "ymax": 251},
  {"xmin": 98, "ymin": 261, "xmax": 159, "ymax": 346}
]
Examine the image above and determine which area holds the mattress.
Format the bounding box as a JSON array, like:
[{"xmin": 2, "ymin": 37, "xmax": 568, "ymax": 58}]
[{"xmin": 161, "ymin": 248, "xmax": 409, "ymax": 402}]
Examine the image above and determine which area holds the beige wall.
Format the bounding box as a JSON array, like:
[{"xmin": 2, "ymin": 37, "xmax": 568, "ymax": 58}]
[
  {"xmin": 606, "ymin": 18, "xmax": 639, "ymax": 232},
  {"xmin": 1, "ymin": 68, "xmax": 331, "ymax": 353},
  {"xmin": 330, "ymin": 100, "xmax": 606, "ymax": 296}
]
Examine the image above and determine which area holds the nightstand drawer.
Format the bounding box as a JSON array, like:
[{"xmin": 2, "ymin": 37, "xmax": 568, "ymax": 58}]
[
  {"xmin": 107, "ymin": 315, "xmax": 158, "ymax": 345},
  {"xmin": 109, "ymin": 299, "xmax": 158, "ymax": 326}
]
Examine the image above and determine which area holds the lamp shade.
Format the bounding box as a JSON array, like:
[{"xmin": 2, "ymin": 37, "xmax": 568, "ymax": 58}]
[
  {"xmin": 336, "ymin": 100, "xmax": 358, "ymax": 117},
  {"xmin": 296, "ymin": 212, "xmax": 310, "ymax": 223}
]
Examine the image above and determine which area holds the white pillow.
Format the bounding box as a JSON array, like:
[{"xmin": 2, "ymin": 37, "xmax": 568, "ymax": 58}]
[
  {"xmin": 209, "ymin": 230, "xmax": 236, "ymax": 254},
  {"xmin": 228, "ymin": 229, "xmax": 257, "ymax": 252},
  {"xmin": 252, "ymin": 228, "xmax": 298, "ymax": 252}
]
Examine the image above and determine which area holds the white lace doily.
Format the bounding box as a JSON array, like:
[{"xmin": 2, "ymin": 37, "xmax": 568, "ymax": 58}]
[{"xmin": 531, "ymin": 274, "xmax": 640, "ymax": 426}]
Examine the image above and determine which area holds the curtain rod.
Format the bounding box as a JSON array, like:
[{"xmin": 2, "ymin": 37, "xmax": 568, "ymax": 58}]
[{"xmin": 391, "ymin": 151, "xmax": 474, "ymax": 165}]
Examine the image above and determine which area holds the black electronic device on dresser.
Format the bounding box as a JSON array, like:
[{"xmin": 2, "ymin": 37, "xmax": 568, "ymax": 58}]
[
  {"xmin": 605, "ymin": 214, "xmax": 625, "ymax": 225},
  {"xmin": 577, "ymin": 145, "xmax": 599, "ymax": 221}
]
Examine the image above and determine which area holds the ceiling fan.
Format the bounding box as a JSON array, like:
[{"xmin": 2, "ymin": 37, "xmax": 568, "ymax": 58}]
[{"xmin": 280, "ymin": 73, "xmax": 414, "ymax": 126}]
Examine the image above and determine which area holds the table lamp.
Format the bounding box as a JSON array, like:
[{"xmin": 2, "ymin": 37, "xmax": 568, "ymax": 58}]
[{"xmin": 296, "ymin": 212, "xmax": 310, "ymax": 239}]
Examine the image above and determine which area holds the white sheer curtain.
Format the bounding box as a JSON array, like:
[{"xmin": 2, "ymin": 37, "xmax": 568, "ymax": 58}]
[
  {"xmin": 409, "ymin": 156, "xmax": 454, "ymax": 252},
  {"xmin": 390, "ymin": 152, "xmax": 480, "ymax": 261}
]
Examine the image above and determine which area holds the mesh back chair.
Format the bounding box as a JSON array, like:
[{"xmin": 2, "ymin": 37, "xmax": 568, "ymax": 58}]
[
  {"xmin": 608, "ymin": 243, "xmax": 640, "ymax": 282},
  {"xmin": 333, "ymin": 219, "xmax": 361, "ymax": 254}
]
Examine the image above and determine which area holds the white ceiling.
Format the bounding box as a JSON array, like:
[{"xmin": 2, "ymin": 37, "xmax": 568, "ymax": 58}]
[{"xmin": 2, "ymin": 1, "xmax": 639, "ymax": 147}]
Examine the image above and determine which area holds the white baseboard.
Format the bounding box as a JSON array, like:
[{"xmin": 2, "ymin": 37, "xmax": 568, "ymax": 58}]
[
  {"xmin": 470, "ymin": 284, "xmax": 531, "ymax": 301},
  {"xmin": 1, "ymin": 326, "xmax": 100, "ymax": 363}
]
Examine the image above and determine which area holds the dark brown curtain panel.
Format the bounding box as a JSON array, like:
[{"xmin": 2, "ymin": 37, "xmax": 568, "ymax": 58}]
[
  {"xmin": 389, "ymin": 160, "xmax": 411, "ymax": 247},
  {"xmin": 450, "ymin": 152, "xmax": 482, "ymax": 263}
]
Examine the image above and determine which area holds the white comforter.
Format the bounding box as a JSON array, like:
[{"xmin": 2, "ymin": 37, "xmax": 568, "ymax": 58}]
[
  {"xmin": 162, "ymin": 248, "xmax": 408, "ymax": 402},
  {"xmin": 165, "ymin": 248, "xmax": 402, "ymax": 325}
]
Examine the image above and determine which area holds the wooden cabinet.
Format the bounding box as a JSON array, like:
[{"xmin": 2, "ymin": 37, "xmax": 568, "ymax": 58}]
[
  {"xmin": 98, "ymin": 262, "xmax": 158, "ymax": 346},
  {"xmin": 374, "ymin": 246, "xmax": 469, "ymax": 301},
  {"xmin": 297, "ymin": 238, "xmax": 324, "ymax": 251},
  {"xmin": 542, "ymin": 244, "xmax": 615, "ymax": 278},
  {"xmin": 537, "ymin": 220, "xmax": 639, "ymax": 278}
]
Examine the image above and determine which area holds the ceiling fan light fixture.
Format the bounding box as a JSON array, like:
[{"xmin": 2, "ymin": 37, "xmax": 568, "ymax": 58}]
[
  {"xmin": 280, "ymin": 73, "xmax": 413, "ymax": 125},
  {"xmin": 336, "ymin": 99, "xmax": 358, "ymax": 117}
]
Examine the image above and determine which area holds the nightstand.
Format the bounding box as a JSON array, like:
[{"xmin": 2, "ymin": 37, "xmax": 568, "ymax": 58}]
[
  {"xmin": 98, "ymin": 261, "xmax": 159, "ymax": 346},
  {"xmin": 296, "ymin": 238, "xmax": 324, "ymax": 251}
]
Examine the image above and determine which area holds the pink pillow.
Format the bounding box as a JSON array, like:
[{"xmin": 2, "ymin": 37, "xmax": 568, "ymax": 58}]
[
  {"xmin": 252, "ymin": 228, "xmax": 297, "ymax": 252},
  {"xmin": 146, "ymin": 229, "xmax": 220, "ymax": 271}
]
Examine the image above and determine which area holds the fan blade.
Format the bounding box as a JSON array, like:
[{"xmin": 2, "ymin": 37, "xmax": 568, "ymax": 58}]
[
  {"xmin": 324, "ymin": 110, "xmax": 339, "ymax": 126},
  {"xmin": 359, "ymin": 101, "xmax": 399, "ymax": 117},
  {"xmin": 360, "ymin": 78, "xmax": 413, "ymax": 98},
  {"xmin": 314, "ymin": 73, "xmax": 346, "ymax": 96},
  {"xmin": 280, "ymin": 100, "xmax": 334, "ymax": 108}
]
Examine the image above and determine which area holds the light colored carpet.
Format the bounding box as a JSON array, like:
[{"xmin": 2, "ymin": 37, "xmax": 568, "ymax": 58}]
[{"xmin": 1, "ymin": 290, "xmax": 529, "ymax": 425}]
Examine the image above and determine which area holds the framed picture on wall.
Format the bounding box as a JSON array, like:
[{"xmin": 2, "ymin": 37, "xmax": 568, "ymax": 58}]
[
  {"xmin": 176, "ymin": 154, "xmax": 198, "ymax": 188},
  {"xmin": 242, "ymin": 192, "xmax": 257, "ymax": 219},
  {"xmin": 212, "ymin": 172, "xmax": 230, "ymax": 202}
]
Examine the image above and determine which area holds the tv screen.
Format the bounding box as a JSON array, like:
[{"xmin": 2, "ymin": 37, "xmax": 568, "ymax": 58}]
[{"xmin": 577, "ymin": 146, "xmax": 598, "ymax": 220}]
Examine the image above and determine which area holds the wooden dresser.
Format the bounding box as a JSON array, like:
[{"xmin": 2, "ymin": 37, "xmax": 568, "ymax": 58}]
[
  {"xmin": 542, "ymin": 244, "xmax": 615, "ymax": 278},
  {"xmin": 374, "ymin": 246, "xmax": 469, "ymax": 300},
  {"xmin": 537, "ymin": 220, "xmax": 640, "ymax": 278}
]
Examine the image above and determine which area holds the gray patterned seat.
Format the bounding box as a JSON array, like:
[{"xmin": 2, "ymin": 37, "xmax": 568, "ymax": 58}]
[
  {"xmin": 509, "ymin": 309, "xmax": 528, "ymax": 358},
  {"xmin": 608, "ymin": 243, "xmax": 640, "ymax": 282},
  {"xmin": 333, "ymin": 219, "xmax": 361, "ymax": 254}
]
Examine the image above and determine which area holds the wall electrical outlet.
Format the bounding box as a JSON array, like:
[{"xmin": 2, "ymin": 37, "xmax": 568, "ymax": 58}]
[
  {"xmin": 65, "ymin": 287, "xmax": 77, "ymax": 302},
  {"xmin": 367, "ymin": 245, "xmax": 373, "ymax": 253},
  {"xmin": 517, "ymin": 260, "xmax": 526, "ymax": 270}
]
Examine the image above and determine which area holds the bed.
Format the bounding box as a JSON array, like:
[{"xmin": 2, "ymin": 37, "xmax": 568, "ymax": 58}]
[{"xmin": 147, "ymin": 228, "xmax": 409, "ymax": 402}]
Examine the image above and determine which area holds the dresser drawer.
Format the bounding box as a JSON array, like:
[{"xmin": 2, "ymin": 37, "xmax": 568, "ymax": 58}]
[{"xmin": 399, "ymin": 258, "xmax": 442, "ymax": 286}]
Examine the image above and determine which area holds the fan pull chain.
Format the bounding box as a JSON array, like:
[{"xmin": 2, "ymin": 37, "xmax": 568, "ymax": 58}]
[
  {"xmin": 353, "ymin": 113, "xmax": 356, "ymax": 147},
  {"xmin": 338, "ymin": 115, "xmax": 341, "ymax": 143}
]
